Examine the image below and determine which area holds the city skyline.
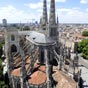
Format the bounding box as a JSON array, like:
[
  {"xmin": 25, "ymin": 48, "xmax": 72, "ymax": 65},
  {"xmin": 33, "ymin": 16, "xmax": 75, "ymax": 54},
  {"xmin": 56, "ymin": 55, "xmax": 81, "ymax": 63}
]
[{"xmin": 0, "ymin": 0, "xmax": 88, "ymax": 23}]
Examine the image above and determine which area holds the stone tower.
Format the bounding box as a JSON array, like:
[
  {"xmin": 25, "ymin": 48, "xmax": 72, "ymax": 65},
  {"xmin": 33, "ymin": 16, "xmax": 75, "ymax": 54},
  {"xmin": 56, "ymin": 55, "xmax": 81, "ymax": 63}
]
[
  {"xmin": 40, "ymin": 0, "xmax": 48, "ymax": 35},
  {"xmin": 4, "ymin": 21, "xmax": 20, "ymax": 88},
  {"xmin": 49, "ymin": 0, "xmax": 58, "ymax": 39},
  {"xmin": 5, "ymin": 28, "xmax": 20, "ymax": 53},
  {"xmin": 42, "ymin": 0, "xmax": 48, "ymax": 26}
]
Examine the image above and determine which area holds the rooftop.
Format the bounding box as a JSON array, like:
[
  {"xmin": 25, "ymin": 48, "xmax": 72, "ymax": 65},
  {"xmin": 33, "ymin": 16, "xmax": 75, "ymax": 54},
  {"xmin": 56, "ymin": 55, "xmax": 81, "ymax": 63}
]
[{"xmin": 19, "ymin": 31, "xmax": 56, "ymax": 46}]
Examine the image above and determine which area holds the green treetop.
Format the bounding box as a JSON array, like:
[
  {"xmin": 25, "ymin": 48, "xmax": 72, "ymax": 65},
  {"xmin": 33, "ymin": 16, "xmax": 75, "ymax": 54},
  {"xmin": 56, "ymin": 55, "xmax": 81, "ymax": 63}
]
[
  {"xmin": 78, "ymin": 39, "xmax": 88, "ymax": 60},
  {"xmin": 82, "ymin": 31, "xmax": 88, "ymax": 36}
]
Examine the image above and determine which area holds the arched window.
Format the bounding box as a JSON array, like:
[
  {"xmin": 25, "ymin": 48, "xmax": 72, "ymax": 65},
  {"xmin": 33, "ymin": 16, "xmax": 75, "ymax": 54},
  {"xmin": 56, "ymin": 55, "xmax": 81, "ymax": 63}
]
[
  {"xmin": 11, "ymin": 45, "xmax": 17, "ymax": 52},
  {"xmin": 11, "ymin": 35, "xmax": 15, "ymax": 41}
]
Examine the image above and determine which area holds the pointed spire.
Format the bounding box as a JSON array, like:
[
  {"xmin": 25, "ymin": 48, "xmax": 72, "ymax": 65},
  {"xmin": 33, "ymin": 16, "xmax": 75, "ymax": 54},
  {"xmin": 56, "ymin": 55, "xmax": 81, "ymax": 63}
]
[
  {"xmin": 49, "ymin": 0, "xmax": 56, "ymax": 25},
  {"xmin": 48, "ymin": 0, "xmax": 58, "ymax": 38},
  {"xmin": 42, "ymin": 0, "xmax": 48, "ymax": 25}
]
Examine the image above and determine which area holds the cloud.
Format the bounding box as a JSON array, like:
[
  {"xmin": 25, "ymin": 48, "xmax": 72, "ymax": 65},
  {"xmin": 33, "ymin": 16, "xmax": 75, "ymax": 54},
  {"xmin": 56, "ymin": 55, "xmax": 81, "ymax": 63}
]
[
  {"xmin": 86, "ymin": 8, "xmax": 88, "ymax": 11},
  {"xmin": 0, "ymin": 5, "xmax": 88, "ymax": 23},
  {"xmin": 40, "ymin": 0, "xmax": 66, "ymax": 2},
  {"xmin": 24, "ymin": 2, "xmax": 43, "ymax": 9},
  {"xmin": 47, "ymin": 0, "xmax": 66, "ymax": 2},
  {"xmin": 25, "ymin": 0, "xmax": 66, "ymax": 10},
  {"xmin": 80, "ymin": 0, "xmax": 88, "ymax": 4},
  {"xmin": 24, "ymin": 1, "xmax": 50, "ymax": 10},
  {"xmin": 57, "ymin": 8, "xmax": 88, "ymax": 23},
  {"xmin": 0, "ymin": 5, "xmax": 42, "ymax": 23}
]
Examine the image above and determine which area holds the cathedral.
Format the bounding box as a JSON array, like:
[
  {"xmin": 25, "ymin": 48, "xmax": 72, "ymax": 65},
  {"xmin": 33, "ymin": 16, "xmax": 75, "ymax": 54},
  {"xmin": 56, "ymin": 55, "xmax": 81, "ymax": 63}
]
[{"xmin": 4, "ymin": 0, "xmax": 81, "ymax": 88}]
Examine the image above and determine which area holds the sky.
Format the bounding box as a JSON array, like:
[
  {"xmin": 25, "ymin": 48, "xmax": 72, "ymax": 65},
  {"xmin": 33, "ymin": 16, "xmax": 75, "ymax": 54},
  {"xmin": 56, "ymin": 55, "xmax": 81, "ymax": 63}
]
[{"xmin": 0, "ymin": 0, "xmax": 88, "ymax": 23}]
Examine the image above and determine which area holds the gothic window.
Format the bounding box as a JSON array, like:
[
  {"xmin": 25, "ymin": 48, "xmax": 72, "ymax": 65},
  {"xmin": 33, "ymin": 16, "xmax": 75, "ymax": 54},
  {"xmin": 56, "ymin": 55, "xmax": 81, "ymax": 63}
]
[
  {"xmin": 40, "ymin": 49, "xmax": 44, "ymax": 63},
  {"xmin": 11, "ymin": 45, "xmax": 17, "ymax": 52},
  {"xmin": 11, "ymin": 35, "xmax": 15, "ymax": 41}
]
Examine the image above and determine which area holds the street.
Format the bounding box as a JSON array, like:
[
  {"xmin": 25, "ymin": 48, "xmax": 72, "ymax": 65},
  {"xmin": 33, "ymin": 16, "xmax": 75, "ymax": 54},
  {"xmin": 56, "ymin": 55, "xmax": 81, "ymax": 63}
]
[{"xmin": 71, "ymin": 53, "xmax": 88, "ymax": 87}]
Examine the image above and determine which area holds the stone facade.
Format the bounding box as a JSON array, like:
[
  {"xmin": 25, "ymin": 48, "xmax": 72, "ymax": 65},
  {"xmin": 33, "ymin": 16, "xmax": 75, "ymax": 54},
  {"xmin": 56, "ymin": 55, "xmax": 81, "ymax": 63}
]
[
  {"xmin": 5, "ymin": 28, "xmax": 20, "ymax": 53},
  {"xmin": 4, "ymin": 0, "xmax": 81, "ymax": 88}
]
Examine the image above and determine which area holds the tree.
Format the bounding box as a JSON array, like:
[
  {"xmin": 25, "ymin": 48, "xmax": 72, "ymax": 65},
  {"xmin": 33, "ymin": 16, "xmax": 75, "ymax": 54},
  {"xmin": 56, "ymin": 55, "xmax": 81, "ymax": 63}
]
[
  {"xmin": 0, "ymin": 42, "xmax": 6, "ymax": 88},
  {"xmin": 82, "ymin": 31, "xmax": 88, "ymax": 36},
  {"xmin": 0, "ymin": 43, "xmax": 3, "ymax": 58},
  {"xmin": 0, "ymin": 59, "xmax": 3, "ymax": 76},
  {"xmin": 78, "ymin": 39, "xmax": 88, "ymax": 60},
  {"xmin": 82, "ymin": 45, "xmax": 88, "ymax": 59},
  {"xmin": 78, "ymin": 39, "xmax": 88, "ymax": 53},
  {"xmin": 0, "ymin": 59, "xmax": 6, "ymax": 88}
]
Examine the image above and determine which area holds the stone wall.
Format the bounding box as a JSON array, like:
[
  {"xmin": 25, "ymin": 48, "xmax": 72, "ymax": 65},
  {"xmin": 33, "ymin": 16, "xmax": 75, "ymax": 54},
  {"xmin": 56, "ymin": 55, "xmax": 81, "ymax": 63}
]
[
  {"xmin": 28, "ymin": 82, "xmax": 47, "ymax": 88},
  {"xmin": 11, "ymin": 76, "xmax": 21, "ymax": 88},
  {"xmin": 60, "ymin": 38, "xmax": 75, "ymax": 52}
]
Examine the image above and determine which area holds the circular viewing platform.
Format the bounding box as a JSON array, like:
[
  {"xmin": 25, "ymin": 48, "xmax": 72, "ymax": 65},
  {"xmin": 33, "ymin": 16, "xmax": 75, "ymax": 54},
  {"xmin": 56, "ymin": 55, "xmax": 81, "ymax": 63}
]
[{"xmin": 25, "ymin": 31, "xmax": 56, "ymax": 47}]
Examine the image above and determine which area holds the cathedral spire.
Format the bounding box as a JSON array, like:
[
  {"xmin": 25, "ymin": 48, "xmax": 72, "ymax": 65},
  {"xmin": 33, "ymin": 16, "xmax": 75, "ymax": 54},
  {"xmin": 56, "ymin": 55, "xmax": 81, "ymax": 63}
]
[
  {"xmin": 42, "ymin": 0, "xmax": 48, "ymax": 25},
  {"xmin": 49, "ymin": 0, "xmax": 56, "ymax": 25},
  {"xmin": 49, "ymin": 0, "xmax": 58, "ymax": 38}
]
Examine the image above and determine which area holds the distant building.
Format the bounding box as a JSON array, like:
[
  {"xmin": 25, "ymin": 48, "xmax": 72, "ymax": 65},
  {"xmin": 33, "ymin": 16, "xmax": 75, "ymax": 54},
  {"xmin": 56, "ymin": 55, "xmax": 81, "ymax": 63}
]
[{"xmin": 2, "ymin": 19, "xmax": 7, "ymax": 27}]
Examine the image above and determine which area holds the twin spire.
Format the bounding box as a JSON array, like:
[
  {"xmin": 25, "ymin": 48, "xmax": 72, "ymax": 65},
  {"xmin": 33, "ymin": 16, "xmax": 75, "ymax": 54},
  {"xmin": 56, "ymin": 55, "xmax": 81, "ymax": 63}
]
[
  {"xmin": 42, "ymin": 0, "xmax": 48, "ymax": 25},
  {"xmin": 42, "ymin": 0, "xmax": 58, "ymax": 38},
  {"xmin": 42, "ymin": 0, "xmax": 57, "ymax": 25},
  {"xmin": 49, "ymin": 0, "xmax": 56, "ymax": 24}
]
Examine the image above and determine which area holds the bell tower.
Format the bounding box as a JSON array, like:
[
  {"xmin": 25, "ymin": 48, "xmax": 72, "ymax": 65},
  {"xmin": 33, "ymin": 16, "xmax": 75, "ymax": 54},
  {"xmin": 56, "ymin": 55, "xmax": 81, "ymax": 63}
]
[
  {"xmin": 42, "ymin": 0, "xmax": 48, "ymax": 26},
  {"xmin": 40, "ymin": 0, "xmax": 48, "ymax": 35},
  {"xmin": 49, "ymin": 0, "xmax": 58, "ymax": 40}
]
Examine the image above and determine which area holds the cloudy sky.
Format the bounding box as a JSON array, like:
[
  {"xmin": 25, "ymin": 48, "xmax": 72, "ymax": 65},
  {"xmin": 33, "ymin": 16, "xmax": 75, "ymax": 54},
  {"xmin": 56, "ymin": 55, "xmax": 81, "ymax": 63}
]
[{"xmin": 0, "ymin": 0, "xmax": 88, "ymax": 23}]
